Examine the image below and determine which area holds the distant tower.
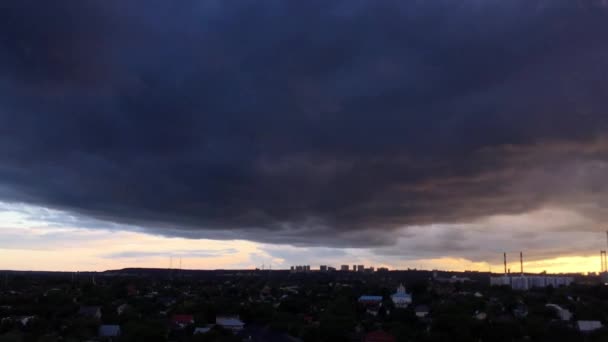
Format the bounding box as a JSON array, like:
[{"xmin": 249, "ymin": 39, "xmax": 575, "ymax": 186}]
[
  {"xmin": 503, "ymin": 252, "xmax": 507, "ymax": 275},
  {"xmin": 520, "ymin": 252, "xmax": 524, "ymax": 275}
]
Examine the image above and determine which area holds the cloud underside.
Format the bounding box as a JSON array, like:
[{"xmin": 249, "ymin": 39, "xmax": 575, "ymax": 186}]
[{"xmin": 1, "ymin": 1, "xmax": 608, "ymax": 250}]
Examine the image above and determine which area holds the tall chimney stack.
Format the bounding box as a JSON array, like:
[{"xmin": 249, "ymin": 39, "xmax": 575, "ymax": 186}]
[
  {"xmin": 503, "ymin": 252, "xmax": 507, "ymax": 275},
  {"xmin": 520, "ymin": 251, "xmax": 523, "ymax": 275}
]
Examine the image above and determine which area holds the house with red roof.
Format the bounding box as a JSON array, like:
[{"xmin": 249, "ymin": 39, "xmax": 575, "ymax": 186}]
[{"xmin": 171, "ymin": 314, "xmax": 194, "ymax": 328}]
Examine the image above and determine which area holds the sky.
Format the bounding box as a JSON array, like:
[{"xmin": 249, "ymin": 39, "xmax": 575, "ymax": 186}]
[{"xmin": 1, "ymin": 1, "xmax": 608, "ymax": 273}]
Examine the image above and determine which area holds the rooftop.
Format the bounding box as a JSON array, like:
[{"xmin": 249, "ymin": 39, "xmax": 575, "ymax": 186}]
[
  {"xmin": 99, "ymin": 325, "xmax": 121, "ymax": 337},
  {"xmin": 216, "ymin": 317, "xmax": 244, "ymax": 326}
]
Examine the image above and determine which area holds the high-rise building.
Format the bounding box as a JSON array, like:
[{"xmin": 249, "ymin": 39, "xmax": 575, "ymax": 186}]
[
  {"xmin": 341, "ymin": 265, "xmax": 349, "ymax": 271},
  {"xmin": 357, "ymin": 265, "xmax": 364, "ymax": 272},
  {"xmin": 292, "ymin": 265, "xmax": 311, "ymax": 272},
  {"xmin": 320, "ymin": 265, "xmax": 327, "ymax": 272}
]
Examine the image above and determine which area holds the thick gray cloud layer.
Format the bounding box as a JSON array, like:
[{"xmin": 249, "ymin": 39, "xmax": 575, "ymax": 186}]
[{"xmin": 1, "ymin": 1, "xmax": 608, "ymax": 248}]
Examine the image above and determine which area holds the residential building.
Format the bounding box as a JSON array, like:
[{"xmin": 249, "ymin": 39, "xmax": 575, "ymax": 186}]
[
  {"xmin": 194, "ymin": 326, "xmax": 213, "ymax": 334},
  {"xmin": 490, "ymin": 275, "xmax": 574, "ymax": 290},
  {"xmin": 358, "ymin": 295, "xmax": 383, "ymax": 306},
  {"xmin": 415, "ymin": 305, "xmax": 429, "ymax": 318},
  {"xmin": 216, "ymin": 316, "xmax": 245, "ymax": 333},
  {"xmin": 490, "ymin": 276, "xmax": 511, "ymax": 286},
  {"xmin": 171, "ymin": 314, "xmax": 194, "ymax": 328},
  {"xmin": 511, "ymin": 276, "xmax": 528, "ymax": 291},
  {"xmin": 577, "ymin": 320, "xmax": 602, "ymax": 332},
  {"xmin": 98, "ymin": 325, "xmax": 121, "ymax": 340}
]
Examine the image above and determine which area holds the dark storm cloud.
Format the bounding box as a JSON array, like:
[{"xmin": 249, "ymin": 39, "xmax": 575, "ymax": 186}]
[{"xmin": 1, "ymin": 0, "xmax": 608, "ymax": 247}]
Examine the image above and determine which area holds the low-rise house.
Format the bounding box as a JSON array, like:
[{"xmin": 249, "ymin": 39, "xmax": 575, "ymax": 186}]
[
  {"xmin": 415, "ymin": 305, "xmax": 430, "ymax": 318},
  {"xmin": 358, "ymin": 295, "xmax": 383, "ymax": 306},
  {"xmin": 577, "ymin": 320, "xmax": 602, "ymax": 333},
  {"xmin": 171, "ymin": 314, "xmax": 194, "ymax": 328},
  {"xmin": 99, "ymin": 325, "xmax": 121, "ymax": 340},
  {"xmin": 216, "ymin": 316, "xmax": 245, "ymax": 333},
  {"xmin": 194, "ymin": 325, "xmax": 213, "ymax": 334}
]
